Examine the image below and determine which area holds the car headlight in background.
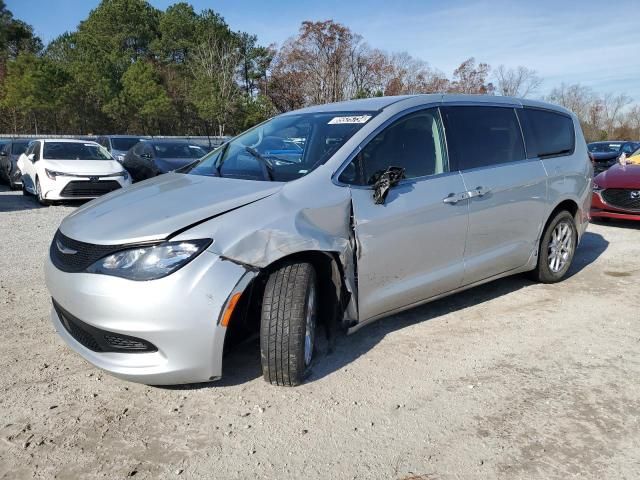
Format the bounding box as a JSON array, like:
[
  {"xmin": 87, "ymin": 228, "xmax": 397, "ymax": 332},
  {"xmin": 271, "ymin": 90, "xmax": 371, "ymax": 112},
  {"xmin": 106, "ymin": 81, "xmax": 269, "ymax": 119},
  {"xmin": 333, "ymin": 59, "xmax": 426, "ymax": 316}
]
[
  {"xmin": 592, "ymin": 180, "xmax": 603, "ymax": 192},
  {"xmin": 86, "ymin": 239, "xmax": 212, "ymax": 280},
  {"xmin": 114, "ymin": 169, "xmax": 130, "ymax": 180},
  {"xmin": 45, "ymin": 169, "xmax": 65, "ymax": 180}
]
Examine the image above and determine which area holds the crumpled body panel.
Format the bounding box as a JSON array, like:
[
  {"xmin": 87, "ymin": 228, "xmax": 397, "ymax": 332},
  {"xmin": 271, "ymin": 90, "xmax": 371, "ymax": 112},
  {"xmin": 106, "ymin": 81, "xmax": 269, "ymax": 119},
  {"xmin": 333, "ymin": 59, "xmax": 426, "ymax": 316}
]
[{"xmin": 174, "ymin": 167, "xmax": 358, "ymax": 320}]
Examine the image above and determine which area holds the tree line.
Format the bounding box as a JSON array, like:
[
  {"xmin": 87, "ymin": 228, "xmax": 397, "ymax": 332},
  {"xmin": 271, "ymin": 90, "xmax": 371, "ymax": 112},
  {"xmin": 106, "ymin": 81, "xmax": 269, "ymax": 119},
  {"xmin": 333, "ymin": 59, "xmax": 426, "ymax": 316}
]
[{"xmin": 0, "ymin": 0, "xmax": 638, "ymax": 141}]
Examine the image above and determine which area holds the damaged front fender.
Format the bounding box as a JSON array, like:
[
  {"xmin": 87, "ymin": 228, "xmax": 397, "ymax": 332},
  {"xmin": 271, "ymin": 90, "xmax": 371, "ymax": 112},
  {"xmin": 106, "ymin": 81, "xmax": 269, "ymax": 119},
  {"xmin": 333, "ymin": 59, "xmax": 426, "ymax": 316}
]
[{"xmin": 174, "ymin": 170, "xmax": 359, "ymax": 323}]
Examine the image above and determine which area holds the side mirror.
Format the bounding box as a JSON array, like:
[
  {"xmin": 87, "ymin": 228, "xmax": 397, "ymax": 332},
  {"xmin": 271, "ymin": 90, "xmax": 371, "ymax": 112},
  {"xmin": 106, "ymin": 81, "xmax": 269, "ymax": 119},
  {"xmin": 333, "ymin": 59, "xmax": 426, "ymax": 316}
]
[
  {"xmin": 27, "ymin": 153, "xmax": 35, "ymax": 162},
  {"xmin": 372, "ymin": 166, "xmax": 405, "ymax": 205}
]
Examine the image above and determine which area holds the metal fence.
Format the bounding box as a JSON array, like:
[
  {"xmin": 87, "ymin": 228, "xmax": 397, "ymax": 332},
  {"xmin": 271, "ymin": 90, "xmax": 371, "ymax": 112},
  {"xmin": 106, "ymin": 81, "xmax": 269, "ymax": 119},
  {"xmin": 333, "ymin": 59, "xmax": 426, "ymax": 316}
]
[{"xmin": 0, "ymin": 134, "xmax": 229, "ymax": 149}]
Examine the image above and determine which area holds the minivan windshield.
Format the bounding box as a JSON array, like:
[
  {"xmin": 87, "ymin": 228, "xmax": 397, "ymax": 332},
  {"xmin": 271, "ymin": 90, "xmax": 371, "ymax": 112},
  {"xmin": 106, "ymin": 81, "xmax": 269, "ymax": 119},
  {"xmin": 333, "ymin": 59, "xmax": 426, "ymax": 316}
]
[
  {"xmin": 184, "ymin": 112, "xmax": 374, "ymax": 181},
  {"xmin": 43, "ymin": 142, "xmax": 113, "ymax": 160}
]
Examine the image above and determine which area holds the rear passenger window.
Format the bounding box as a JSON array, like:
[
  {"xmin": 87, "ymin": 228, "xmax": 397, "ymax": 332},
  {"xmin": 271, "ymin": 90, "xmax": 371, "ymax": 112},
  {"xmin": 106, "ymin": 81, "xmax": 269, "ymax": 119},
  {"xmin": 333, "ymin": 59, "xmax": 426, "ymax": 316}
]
[
  {"xmin": 441, "ymin": 106, "xmax": 525, "ymax": 171},
  {"xmin": 340, "ymin": 108, "xmax": 448, "ymax": 185},
  {"xmin": 518, "ymin": 108, "xmax": 575, "ymax": 159}
]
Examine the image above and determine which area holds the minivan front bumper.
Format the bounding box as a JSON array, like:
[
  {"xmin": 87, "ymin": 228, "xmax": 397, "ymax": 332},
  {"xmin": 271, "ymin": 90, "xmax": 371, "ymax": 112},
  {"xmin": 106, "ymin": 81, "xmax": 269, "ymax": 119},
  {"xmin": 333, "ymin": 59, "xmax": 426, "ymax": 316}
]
[{"xmin": 45, "ymin": 249, "xmax": 251, "ymax": 384}]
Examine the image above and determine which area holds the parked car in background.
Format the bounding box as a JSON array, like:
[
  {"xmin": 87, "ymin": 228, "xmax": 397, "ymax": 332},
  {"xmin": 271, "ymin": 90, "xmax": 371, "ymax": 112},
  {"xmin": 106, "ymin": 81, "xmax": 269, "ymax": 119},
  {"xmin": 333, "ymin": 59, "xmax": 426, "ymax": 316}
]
[
  {"xmin": 0, "ymin": 139, "xmax": 32, "ymax": 189},
  {"xmin": 17, "ymin": 139, "xmax": 131, "ymax": 205},
  {"xmin": 96, "ymin": 135, "xmax": 148, "ymax": 162},
  {"xmin": 122, "ymin": 139, "xmax": 207, "ymax": 181},
  {"xmin": 45, "ymin": 95, "xmax": 591, "ymax": 387},
  {"xmin": 625, "ymin": 146, "xmax": 640, "ymax": 165},
  {"xmin": 591, "ymin": 163, "xmax": 640, "ymax": 221},
  {"xmin": 588, "ymin": 141, "xmax": 640, "ymax": 174}
]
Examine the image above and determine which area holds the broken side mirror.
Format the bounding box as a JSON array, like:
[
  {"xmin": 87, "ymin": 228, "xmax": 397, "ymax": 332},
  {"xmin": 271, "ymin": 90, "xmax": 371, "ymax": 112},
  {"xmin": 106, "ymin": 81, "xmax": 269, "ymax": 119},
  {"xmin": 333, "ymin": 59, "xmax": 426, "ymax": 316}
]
[{"xmin": 372, "ymin": 166, "xmax": 405, "ymax": 205}]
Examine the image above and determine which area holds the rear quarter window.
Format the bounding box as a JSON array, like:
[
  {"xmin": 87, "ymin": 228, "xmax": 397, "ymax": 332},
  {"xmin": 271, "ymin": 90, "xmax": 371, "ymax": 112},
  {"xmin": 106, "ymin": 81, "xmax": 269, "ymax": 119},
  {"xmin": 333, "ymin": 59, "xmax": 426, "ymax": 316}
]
[
  {"xmin": 440, "ymin": 106, "xmax": 526, "ymax": 171},
  {"xmin": 518, "ymin": 108, "xmax": 575, "ymax": 159}
]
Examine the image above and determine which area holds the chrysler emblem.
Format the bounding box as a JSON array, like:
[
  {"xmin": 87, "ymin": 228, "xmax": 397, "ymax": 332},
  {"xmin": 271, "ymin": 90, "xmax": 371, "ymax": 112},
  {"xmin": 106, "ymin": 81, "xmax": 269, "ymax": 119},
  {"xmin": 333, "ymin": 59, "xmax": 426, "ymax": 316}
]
[
  {"xmin": 56, "ymin": 239, "xmax": 77, "ymax": 255},
  {"xmin": 631, "ymin": 191, "xmax": 640, "ymax": 199}
]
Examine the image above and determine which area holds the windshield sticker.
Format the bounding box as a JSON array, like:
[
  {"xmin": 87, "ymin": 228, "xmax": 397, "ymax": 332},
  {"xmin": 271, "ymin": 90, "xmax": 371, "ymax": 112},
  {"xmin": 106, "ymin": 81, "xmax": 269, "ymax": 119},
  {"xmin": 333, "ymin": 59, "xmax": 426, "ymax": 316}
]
[
  {"xmin": 328, "ymin": 115, "xmax": 372, "ymax": 125},
  {"xmin": 609, "ymin": 144, "xmax": 621, "ymax": 148}
]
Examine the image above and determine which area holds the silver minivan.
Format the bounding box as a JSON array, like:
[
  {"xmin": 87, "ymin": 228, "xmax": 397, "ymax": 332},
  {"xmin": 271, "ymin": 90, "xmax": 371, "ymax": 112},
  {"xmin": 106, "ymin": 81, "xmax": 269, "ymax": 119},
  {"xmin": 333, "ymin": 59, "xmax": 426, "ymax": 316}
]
[{"xmin": 45, "ymin": 95, "xmax": 592, "ymax": 386}]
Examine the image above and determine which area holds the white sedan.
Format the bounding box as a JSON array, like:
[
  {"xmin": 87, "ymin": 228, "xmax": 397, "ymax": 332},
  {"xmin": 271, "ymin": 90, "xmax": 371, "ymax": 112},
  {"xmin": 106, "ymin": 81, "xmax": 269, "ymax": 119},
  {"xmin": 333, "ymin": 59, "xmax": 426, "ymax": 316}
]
[{"xmin": 17, "ymin": 139, "xmax": 131, "ymax": 205}]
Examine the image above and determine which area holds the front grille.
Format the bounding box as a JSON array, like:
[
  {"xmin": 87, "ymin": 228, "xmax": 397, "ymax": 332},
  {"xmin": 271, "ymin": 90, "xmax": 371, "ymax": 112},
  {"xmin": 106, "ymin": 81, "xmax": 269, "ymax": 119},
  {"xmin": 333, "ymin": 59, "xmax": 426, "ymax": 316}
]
[
  {"xmin": 53, "ymin": 300, "xmax": 157, "ymax": 353},
  {"xmin": 602, "ymin": 189, "xmax": 640, "ymax": 211},
  {"xmin": 59, "ymin": 180, "xmax": 121, "ymax": 197},
  {"xmin": 50, "ymin": 230, "xmax": 126, "ymax": 273}
]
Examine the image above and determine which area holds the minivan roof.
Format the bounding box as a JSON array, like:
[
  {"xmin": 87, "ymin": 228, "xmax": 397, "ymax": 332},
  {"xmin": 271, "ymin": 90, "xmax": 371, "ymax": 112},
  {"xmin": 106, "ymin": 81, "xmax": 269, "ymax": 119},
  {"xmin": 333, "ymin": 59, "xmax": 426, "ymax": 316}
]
[{"xmin": 284, "ymin": 94, "xmax": 573, "ymax": 117}]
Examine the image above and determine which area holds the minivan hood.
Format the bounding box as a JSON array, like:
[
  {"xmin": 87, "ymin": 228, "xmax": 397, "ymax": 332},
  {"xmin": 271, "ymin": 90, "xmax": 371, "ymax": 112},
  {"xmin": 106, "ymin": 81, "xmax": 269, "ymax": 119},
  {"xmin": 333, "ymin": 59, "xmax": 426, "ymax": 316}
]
[
  {"xmin": 44, "ymin": 159, "xmax": 124, "ymax": 175},
  {"xmin": 60, "ymin": 173, "xmax": 282, "ymax": 244}
]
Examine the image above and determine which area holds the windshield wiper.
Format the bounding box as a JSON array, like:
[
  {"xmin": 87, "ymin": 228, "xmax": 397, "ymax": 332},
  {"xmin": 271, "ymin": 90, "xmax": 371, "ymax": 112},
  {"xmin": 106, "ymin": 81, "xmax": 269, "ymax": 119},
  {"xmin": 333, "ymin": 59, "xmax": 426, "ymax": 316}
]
[
  {"xmin": 245, "ymin": 146, "xmax": 274, "ymax": 180},
  {"xmin": 262, "ymin": 153, "xmax": 298, "ymax": 165}
]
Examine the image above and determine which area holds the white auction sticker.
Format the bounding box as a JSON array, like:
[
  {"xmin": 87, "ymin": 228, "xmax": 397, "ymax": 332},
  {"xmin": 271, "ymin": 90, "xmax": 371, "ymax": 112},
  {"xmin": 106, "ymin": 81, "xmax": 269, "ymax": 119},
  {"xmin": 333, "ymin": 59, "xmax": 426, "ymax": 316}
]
[{"xmin": 328, "ymin": 115, "xmax": 372, "ymax": 125}]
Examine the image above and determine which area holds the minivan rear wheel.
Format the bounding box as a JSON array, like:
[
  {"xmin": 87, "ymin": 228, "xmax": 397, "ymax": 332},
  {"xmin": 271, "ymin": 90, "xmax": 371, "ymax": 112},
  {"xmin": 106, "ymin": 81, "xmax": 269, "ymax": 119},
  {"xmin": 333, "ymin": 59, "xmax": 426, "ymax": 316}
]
[
  {"xmin": 260, "ymin": 262, "xmax": 318, "ymax": 386},
  {"xmin": 531, "ymin": 210, "xmax": 577, "ymax": 283}
]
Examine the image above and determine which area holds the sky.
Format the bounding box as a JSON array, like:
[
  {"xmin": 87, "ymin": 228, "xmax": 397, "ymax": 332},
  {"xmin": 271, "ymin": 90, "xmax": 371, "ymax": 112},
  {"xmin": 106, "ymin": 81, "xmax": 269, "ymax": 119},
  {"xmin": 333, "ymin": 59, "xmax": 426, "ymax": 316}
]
[{"xmin": 7, "ymin": 0, "xmax": 640, "ymax": 100}]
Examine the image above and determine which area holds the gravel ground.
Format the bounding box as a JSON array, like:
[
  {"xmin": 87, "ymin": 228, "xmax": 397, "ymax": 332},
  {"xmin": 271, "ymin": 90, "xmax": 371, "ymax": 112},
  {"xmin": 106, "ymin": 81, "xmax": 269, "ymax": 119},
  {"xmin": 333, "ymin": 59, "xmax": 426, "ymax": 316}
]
[{"xmin": 1, "ymin": 183, "xmax": 639, "ymax": 480}]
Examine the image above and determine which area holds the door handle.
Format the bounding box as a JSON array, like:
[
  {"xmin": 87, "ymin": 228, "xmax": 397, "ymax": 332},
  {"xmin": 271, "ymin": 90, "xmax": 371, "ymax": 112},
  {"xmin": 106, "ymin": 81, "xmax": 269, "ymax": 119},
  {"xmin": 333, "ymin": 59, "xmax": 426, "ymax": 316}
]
[
  {"xmin": 468, "ymin": 186, "xmax": 491, "ymax": 198},
  {"xmin": 443, "ymin": 192, "xmax": 467, "ymax": 204}
]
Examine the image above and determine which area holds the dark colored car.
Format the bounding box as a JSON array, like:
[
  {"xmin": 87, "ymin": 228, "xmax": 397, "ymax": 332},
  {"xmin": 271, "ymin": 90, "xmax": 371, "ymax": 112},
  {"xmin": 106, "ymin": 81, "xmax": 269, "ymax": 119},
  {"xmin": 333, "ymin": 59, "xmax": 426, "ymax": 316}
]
[
  {"xmin": 591, "ymin": 163, "xmax": 640, "ymax": 221},
  {"xmin": 588, "ymin": 141, "xmax": 639, "ymax": 174},
  {"xmin": 96, "ymin": 135, "xmax": 149, "ymax": 162},
  {"xmin": 0, "ymin": 139, "xmax": 32, "ymax": 189},
  {"xmin": 122, "ymin": 140, "xmax": 207, "ymax": 182}
]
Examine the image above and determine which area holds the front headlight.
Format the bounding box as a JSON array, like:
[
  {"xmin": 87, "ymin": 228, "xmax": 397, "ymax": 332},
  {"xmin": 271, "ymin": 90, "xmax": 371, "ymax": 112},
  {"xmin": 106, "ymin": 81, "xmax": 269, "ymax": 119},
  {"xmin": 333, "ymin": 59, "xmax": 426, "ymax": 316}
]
[
  {"xmin": 45, "ymin": 169, "xmax": 64, "ymax": 180},
  {"xmin": 86, "ymin": 239, "xmax": 212, "ymax": 280},
  {"xmin": 114, "ymin": 169, "xmax": 130, "ymax": 180}
]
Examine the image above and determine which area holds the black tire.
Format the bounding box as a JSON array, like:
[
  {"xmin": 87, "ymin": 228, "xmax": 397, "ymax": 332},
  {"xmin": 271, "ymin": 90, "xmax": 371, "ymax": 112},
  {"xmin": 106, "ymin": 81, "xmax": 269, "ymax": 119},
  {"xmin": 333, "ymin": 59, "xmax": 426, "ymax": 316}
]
[
  {"xmin": 260, "ymin": 262, "xmax": 318, "ymax": 387},
  {"xmin": 531, "ymin": 210, "xmax": 577, "ymax": 283},
  {"xmin": 36, "ymin": 178, "xmax": 49, "ymax": 206},
  {"xmin": 8, "ymin": 172, "xmax": 19, "ymax": 190}
]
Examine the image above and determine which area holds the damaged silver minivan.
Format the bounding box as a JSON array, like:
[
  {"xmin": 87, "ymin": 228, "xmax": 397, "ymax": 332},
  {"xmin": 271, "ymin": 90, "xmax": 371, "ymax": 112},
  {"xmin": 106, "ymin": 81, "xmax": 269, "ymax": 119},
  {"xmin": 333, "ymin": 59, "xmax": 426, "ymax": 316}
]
[{"xmin": 46, "ymin": 95, "xmax": 592, "ymax": 386}]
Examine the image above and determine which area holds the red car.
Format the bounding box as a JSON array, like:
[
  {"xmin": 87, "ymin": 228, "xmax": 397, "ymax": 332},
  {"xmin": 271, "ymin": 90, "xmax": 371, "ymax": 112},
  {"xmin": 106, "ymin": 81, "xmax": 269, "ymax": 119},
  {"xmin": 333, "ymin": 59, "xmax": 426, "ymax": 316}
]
[{"xmin": 591, "ymin": 163, "xmax": 640, "ymax": 221}]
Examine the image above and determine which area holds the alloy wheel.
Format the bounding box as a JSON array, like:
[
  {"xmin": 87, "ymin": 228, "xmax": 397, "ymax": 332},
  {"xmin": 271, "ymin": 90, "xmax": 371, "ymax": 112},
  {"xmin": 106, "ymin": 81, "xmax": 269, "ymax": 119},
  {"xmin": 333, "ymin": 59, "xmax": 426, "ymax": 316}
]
[{"xmin": 548, "ymin": 221, "xmax": 573, "ymax": 273}]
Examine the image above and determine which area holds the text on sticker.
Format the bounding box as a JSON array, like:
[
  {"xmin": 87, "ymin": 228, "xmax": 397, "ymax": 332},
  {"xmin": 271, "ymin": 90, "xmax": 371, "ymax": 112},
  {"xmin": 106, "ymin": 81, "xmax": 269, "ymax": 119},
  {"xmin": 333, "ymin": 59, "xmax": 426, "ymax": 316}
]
[{"xmin": 328, "ymin": 115, "xmax": 372, "ymax": 125}]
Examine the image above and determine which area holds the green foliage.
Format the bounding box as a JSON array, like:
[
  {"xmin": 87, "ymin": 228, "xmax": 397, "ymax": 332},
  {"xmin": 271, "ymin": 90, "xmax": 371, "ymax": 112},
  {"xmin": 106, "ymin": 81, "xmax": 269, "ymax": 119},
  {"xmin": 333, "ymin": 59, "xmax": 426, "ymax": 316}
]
[
  {"xmin": 0, "ymin": 0, "xmax": 273, "ymax": 135},
  {"xmin": 106, "ymin": 61, "xmax": 173, "ymax": 133}
]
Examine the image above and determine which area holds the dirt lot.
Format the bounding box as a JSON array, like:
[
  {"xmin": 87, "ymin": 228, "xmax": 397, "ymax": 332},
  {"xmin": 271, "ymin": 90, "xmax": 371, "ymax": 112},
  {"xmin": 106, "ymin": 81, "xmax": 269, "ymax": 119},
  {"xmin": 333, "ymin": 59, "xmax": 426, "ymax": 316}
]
[{"xmin": 0, "ymin": 183, "xmax": 639, "ymax": 480}]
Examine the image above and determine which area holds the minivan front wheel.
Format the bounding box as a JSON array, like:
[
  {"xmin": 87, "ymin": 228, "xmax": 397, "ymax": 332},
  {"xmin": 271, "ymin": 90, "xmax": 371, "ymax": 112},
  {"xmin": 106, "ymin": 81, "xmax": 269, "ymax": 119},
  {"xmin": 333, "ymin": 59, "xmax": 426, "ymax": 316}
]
[
  {"xmin": 532, "ymin": 211, "xmax": 577, "ymax": 283},
  {"xmin": 260, "ymin": 262, "xmax": 318, "ymax": 386}
]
